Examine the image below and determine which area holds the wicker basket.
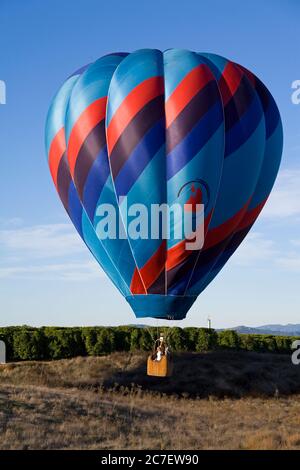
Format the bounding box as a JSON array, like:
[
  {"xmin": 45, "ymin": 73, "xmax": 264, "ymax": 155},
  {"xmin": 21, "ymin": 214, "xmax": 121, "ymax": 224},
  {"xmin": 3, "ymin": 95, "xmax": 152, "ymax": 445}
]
[{"xmin": 147, "ymin": 355, "xmax": 173, "ymax": 377}]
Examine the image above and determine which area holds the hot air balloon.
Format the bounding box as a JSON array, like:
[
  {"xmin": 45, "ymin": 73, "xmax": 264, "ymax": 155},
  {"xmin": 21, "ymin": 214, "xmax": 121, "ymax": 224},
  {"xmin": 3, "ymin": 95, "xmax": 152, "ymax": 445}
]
[{"xmin": 45, "ymin": 49, "xmax": 283, "ymax": 325}]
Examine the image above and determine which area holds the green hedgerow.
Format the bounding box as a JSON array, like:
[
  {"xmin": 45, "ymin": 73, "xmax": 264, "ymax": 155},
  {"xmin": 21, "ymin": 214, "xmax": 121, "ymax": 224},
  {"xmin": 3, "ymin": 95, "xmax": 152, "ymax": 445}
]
[
  {"xmin": 13, "ymin": 327, "xmax": 46, "ymax": 360},
  {"xmin": 43, "ymin": 327, "xmax": 85, "ymax": 359},
  {"xmin": 196, "ymin": 328, "xmax": 218, "ymax": 352},
  {"xmin": 0, "ymin": 325, "xmax": 296, "ymax": 361},
  {"xmin": 217, "ymin": 330, "xmax": 241, "ymax": 349}
]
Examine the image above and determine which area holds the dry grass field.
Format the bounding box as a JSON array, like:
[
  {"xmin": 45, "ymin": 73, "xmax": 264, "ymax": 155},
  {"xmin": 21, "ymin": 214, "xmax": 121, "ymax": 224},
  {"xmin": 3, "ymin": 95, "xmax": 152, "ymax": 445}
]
[{"xmin": 0, "ymin": 351, "xmax": 300, "ymax": 449}]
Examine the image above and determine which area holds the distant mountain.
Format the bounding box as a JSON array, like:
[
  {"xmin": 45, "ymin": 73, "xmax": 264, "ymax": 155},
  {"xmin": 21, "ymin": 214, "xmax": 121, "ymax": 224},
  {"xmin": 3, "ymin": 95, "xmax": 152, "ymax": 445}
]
[
  {"xmin": 124, "ymin": 323, "xmax": 300, "ymax": 336},
  {"xmin": 224, "ymin": 324, "xmax": 300, "ymax": 336}
]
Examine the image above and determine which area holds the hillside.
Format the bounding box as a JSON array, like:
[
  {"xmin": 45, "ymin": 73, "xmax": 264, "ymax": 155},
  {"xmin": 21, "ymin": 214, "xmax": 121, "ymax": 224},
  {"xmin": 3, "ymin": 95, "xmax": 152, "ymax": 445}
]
[
  {"xmin": 0, "ymin": 351, "xmax": 300, "ymax": 449},
  {"xmin": 227, "ymin": 324, "xmax": 300, "ymax": 336}
]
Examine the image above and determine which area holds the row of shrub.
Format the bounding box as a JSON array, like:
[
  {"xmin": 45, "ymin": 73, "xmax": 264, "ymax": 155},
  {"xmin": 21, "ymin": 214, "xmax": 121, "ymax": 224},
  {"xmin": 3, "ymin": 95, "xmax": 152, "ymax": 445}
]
[{"xmin": 0, "ymin": 326, "xmax": 297, "ymax": 361}]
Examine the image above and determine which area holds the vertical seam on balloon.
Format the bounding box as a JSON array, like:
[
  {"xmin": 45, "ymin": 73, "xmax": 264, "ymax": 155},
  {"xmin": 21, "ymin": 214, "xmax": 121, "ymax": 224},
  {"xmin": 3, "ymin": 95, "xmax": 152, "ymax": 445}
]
[
  {"xmin": 164, "ymin": 57, "xmax": 222, "ymax": 293},
  {"xmin": 184, "ymin": 60, "xmax": 266, "ymax": 295},
  {"xmin": 162, "ymin": 51, "xmax": 168, "ymax": 296},
  {"xmin": 230, "ymin": 63, "xmax": 270, "ymax": 235},
  {"xmin": 187, "ymin": 60, "xmax": 282, "ymax": 293},
  {"xmin": 105, "ymin": 58, "xmax": 148, "ymax": 295},
  {"xmin": 182, "ymin": 56, "xmax": 226, "ymax": 296}
]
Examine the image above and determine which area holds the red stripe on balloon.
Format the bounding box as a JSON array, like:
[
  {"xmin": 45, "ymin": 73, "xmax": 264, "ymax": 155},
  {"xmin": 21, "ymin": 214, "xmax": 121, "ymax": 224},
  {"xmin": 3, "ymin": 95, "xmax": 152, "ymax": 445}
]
[
  {"xmin": 107, "ymin": 76, "xmax": 164, "ymax": 155},
  {"xmin": 49, "ymin": 127, "xmax": 66, "ymax": 188},
  {"xmin": 237, "ymin": 64, "xmax": 256, "ymax": 86},
  {"xmin": 166, "ymin": 239, "xmax": 192, "ymax": 272},
  {"xmin": 165, "ymin": 199, "xmax": 266, "ymax": 286},
  {"xmin": 165, "ymin": 200, "xmax": 251, "ymax": 273},
  {"xmin": 165, "ymin": 64, "xmax": 213, "ymax": 128},
  {"xmin": 130, "ymin": 240, "xmax": 166, "ymax": 294},
  {"xmin": 130, "ymin": 271, "xmax": 147, "ymax": 294},
  {"xmin": 67, "ymin": 97, "xmax": 107, "ymax": 177},
  {"xmin": 236, "ymin": 199, "xmax": 266, "ymax": 232},
  {"xmin": 218, "ymin": 61, "xmax": 243, "ymax": 106},
  {"xmin": 204, "ymin": 198, "xmax": 251, "ymax": 250},
  {"xmin": 166, "ymin": 212, "xmax": 212, "ymax": 271}
]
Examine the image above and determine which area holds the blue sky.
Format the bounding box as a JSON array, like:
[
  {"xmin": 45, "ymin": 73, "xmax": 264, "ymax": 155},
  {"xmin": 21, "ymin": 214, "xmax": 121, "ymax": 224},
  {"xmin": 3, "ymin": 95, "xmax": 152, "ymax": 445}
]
[{"xmin": 0, "ymin": 0, "xmax": 299, "ymax": 328}]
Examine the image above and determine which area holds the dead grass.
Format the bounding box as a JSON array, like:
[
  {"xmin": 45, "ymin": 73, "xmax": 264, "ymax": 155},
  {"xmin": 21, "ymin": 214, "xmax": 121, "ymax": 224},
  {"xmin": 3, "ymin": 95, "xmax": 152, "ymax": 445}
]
[
  {"xmin": 1, "ymin": 350, "xmax": 299, "ymax": 397},
  {"xmin": 0, "ymin": 351, "xmax": 300, "ymax": 449}
]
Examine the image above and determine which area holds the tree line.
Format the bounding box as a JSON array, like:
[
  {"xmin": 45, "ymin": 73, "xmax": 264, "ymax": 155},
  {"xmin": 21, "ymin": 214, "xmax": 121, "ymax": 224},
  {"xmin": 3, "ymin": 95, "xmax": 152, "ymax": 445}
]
[{"xmin": 0, "ymin": 326, "xmax": 296, "ymax": 361}]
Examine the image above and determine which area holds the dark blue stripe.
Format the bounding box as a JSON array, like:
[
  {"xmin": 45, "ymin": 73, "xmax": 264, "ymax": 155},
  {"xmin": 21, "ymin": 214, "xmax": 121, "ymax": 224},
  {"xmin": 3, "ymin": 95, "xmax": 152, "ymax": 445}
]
[
  {"xmin": 103, "ymin": 52, "xmax": 129, "ymax": 58},
  {"xmin": 170, "ymin": 223, "xmax": 252, "ymax": 295},
  {"xmin": 114, "ymin": 118, "xmax": 165, "ymax": 195},
  {"xmin": 83, "ymin": 148, "xmax": 110, "ymax": 221},
  {"xmin": 225, "ymin": 96, "xmax": 263, "ymax": 157},
  {"xmin": 68, "ymin": 182, "xmax": 83, "ymax": 238},
  {"xmin": 167, "ymin": 245, "xmax": 222, "ymax": 295},
  {"xmin": 187, "ymin": 225, "xmax": 252, "ymax": 293},
  {"xmin": 265, "ymin": 97, "xmax": 280, "ymax": 140},
  {"xmin": 251, "ymin": 77, "xmax": 280, "ymax": 140},
  {"xmin": 167, "ymin": 102, "xmax": 223, "ymax": 180},
  {"xmin": 68, "ymin": 64, "xmax": 91, "ymax": 78}
]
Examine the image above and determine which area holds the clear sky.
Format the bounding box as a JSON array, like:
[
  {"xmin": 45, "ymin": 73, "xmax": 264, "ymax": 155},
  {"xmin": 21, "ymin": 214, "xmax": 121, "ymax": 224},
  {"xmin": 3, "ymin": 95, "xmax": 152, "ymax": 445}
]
[{"xmin": 0, "ymin": 0, "xmax": 299, "ymax": 328}]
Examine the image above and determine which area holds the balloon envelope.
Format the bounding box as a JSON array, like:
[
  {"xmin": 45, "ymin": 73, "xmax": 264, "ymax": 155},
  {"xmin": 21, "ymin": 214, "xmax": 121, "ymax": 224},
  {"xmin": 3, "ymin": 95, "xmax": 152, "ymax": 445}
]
[{"xmin": 45, "ymin": 49, "xmax": 283, "ymax": 320}]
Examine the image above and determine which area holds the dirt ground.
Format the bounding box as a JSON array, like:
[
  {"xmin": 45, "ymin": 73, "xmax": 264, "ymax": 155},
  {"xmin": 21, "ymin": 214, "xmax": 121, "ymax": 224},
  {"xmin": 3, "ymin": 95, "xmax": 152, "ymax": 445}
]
[{"xmin": 0, "ymin": 351, "xmax": 300, "ymax": 449}]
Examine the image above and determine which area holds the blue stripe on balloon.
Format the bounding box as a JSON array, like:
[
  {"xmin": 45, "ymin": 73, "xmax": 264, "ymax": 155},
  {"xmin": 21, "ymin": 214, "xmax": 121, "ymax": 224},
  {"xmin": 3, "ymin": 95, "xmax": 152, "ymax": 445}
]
[
  {"xmin": 167, "ymin": 124, "xmax": 224, "ymax": 206},
  {"xmin": 187, "ymin": 124, "xmax": 282, "ymax": 296},
  {"xmin": 166, "ymin": 101, "xmax": 224, "ymax": 180},
  {"xmin": 65, "ymin": 54, "xmax": 125, "ymax": 142},
  {"xmin": 68, "ymin": 64, "xmax": 91, "ymax": 78},
  {"xmin": 224, "ymin": 94, "xmax": 264, "ymax": 157},
  {"xmin": 114, "ymin": 119, "xmax": 165, "ymax": 196},
  {"xmin": 186, "ymin": 94, "xmax": 282, "ymax": 296},
  {"xmin": 187, "ymin": 252, "xmax": 229, "ymax": 296},
  {"xmin": 93, "ymin": 178, "xmax": 138, "ymax": 288},
  {"xmin": 45, "ymin": 76, "xmax": 78, "ymax": 156},
  {"xmin": 68, "ymin": 182, "xmax": 83, "ymax": 238},
  {"xmin": 197, "ymin": 53, "xmax": 227, "ymax": 81},
  {"xmin": 210, "ymin": 117, "xmax": 265, "ymax": 228},
  {"xmin": 248, "ymin": 121, "xmax": 283, "ymax": 210},
  {"xmin": 82, "ymin": 148, "xmax": 110, "ymax": 221},
  {"xmin": 124, "ymin": 144, "xmax": 166, "ymax": 207},
  {"xmin": 265, "ymin": 96, "xmax": 281, "ymax": 139},
  {"xmin": 166, "ymin": 124, "xmax": 224, "ymax": 251},
  {"xmin": 169, "ymin": 238, "xmax": 231, "ymax": 296},
  {"xmin": 118, "ymin": 145, "xmax": 166, "ymax": 268},
  {"xmin": 106, "ymin": 49, "xmax": 163, "ymax": 126},
  {"xmin": 110, "ymin": 234, "xmax": 140, "ymax": 287},
  {"xmin": 163, "ymin": 49, "xmax": 208, "ymax": 100},
  {"xmin": 81, "ymin": 210, "xmax": 131, "ymax": 296}
]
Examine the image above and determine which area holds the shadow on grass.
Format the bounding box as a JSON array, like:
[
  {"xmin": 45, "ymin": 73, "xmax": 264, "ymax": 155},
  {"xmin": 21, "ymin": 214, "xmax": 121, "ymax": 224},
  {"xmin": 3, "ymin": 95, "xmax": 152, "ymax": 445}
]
[{"xmin": 101, "ymin": 350, "xmax": 300, "ymax": 398}]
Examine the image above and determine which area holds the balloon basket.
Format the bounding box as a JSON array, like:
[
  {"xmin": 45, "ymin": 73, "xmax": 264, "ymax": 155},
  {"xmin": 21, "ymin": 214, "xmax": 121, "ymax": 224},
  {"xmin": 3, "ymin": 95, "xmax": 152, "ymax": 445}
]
[{"xmin": 147, "ymin": 355, "xmax": 173, "ymax": 377}]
